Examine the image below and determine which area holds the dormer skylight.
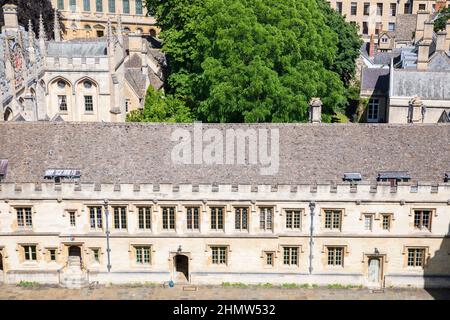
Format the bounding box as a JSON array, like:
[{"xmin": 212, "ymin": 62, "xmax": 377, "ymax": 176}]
[
  {"xmin": 0, "ymin": 159, "xmax": 8, "ymax": 180},
  {"xmin": 44, "ymin": 169, "xmax": 81, "ymax": 183},
  {"xmin": 343, "ymin": 172, "xmax": 362, "ymax": 182}
]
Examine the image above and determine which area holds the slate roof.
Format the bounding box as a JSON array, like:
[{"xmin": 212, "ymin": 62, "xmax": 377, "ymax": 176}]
[
  {"xmin": 46, "ymin": 40, "xmax": 108, "ymax": 57},
  {"xmin": 0, "ymin": 122, "xmax": 449, "ymax": 184},
  {"xmin": 391, "ymin": 69, "xmax": 450, "ymax": 99},
  {"xmin": 395, "ymin": 14, "xmax": 417, "ymax": 42},
  {"xmin": 125, "ymin": 69, "xmax": 147, "ymax": 98},
  {"xmin": 361, "ymin": 68, "xmax": 390, "ymax": 94}
]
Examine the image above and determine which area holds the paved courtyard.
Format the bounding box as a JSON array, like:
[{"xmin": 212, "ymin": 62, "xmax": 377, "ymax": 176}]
[{"xmin": 0, "ymin": 283, "xmax": 449, "ymax": 300}]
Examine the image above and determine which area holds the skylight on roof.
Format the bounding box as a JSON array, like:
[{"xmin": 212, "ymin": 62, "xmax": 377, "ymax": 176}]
[
  {"xmin": 377, "ymin": 171, "xmax": 411, "ymax": 181},
  {"xmin": 343, "ymin": 172, "xmax": 362, "ymax": 182},
  {"xmin": 44, "ymin": 169, "xmax": 81, "ymax": 182}
]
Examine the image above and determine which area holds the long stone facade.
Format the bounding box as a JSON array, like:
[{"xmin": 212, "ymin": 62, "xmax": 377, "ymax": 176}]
[{"xmin": 0, "ymin": 122, "xmax": 449, "ymax": 288}]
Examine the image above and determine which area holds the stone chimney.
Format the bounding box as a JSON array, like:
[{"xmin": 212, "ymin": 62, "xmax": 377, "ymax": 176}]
[
  {"xmin": 2, "ymin": 4, "xmax": 19, "ymax": 32},
  {"xmin": 417, "ymin": 40, "xmax": 431, "ymax": 70},
  {"xmin": 415, "ymin": 10, "xmax": 430, "ymax": 42},
  {"xmin": 436, "ymin": 31, "xmax": 447, "ymax": 51},
  {"xmin": 369, "ymin": 34, "xmax": 375, "ymax": 57},
  {"xmin": 309, "ymin": 98, "xmax": 322, "ymax": 123},
  {"xmin": 423, "ymin": 21, "xmax": 434, "ymax": 41}
]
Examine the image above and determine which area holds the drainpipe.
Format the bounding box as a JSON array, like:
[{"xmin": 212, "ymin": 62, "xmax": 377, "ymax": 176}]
[
  {"xmin": 308, "ymin": 201, "xmax": 315, "ymax": 274},
  {"xmin": 103, "ymin": 199, "xmax": 112, "ymax": 272}
]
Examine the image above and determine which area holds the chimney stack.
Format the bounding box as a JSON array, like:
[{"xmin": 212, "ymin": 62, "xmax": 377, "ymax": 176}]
[
  {"xmin": 2, "ymin": 4, "xmax": 19, "ymax": 32},
  {"xmin": 436, "ymin": 31, "xmax": 447, "ymax": 51},
  {"xmin": 423, "ymin": 21, "xmax": 434, "ymax": 41},
  {"xmin": 408, "ymin": 96, "xmax": 425, "ymax": 123},
  {"xmin": 417, "ymin": 40, "xmax": 431, "ymax": 70},
  {"xmin": 369, "ymin": 34, "xmax": 375, "ymax": 57},
  {"xmin": 415, "ymin": 10, "xmax": 430, "ymax": 42},
  {"xmin": 309, "ymin": 98, "xmax": 322, "ymax": 123}
]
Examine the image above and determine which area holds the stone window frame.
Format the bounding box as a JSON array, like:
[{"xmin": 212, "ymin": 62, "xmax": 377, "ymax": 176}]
[
  {"xmin": 44, "ymin": 247, "xmax": 59, "ymax": 263},
  {"xmin": 17, "ymin": 243, "xmax": 40, "ymax": 264},
  {"xmin": 321, "ymin": 245, "xmax": 349, "ymax": 268},
  {"xmin": 359, "ymin": 212, "xmax": 375, "ymax": 231},
  {"xmin": 209, "ymin": 206, "xmax": 226, "ymax": 232},
  {"xmin": 261, "ymin": 250, "xmax": 276, "ymax": 268},
  {"xmin": 10, "ymin": 205, "xmax": 35, "ymax": 232},
  {"xmin": 402, "ymin": 246, "xmax": 429, "ymax": 269},
  {"xmin": 283, "ymin": 208, "xmax": 304, "ymax": 231},
  {"xmin": 280, "ymin": 245, "xmax": 301, "ymax": 267},
  {"xmin": 129, "ymin": 244, "xmax": 154, "ymax": 267},
  {"xmin": 206, "ymin": 244, "xmax": 231, "ymax": 267},
  {"xmin": 258, "ymin": 206, "xmax": 274, "ymax": 232},
  {"xmin": 160, "ymin": 205, "xmax": 176, "ymax": 231},
  {"xmin": 411, "ymin": 208, "xmax": 435, "ymax": 232},
  {"xmin": 135, "ymin": 205, "xmax": 153, "ymax": 232},
  {"xmin": 184, "ymin": 206, "xmax": 201, "ymax": 232},
  {"xmin": 232, "ymin": 206, "xmax": 250, "ymax": 232},
  {"xmin": 111, "ymin": 205, "xmax": 128, "ymax": 231},
  {"xmin": 87, "ymin": 247, "xmax": 103, "ymax": 266},
  {"xmin": 86, "ymin": 205, "xmax": 104, "ymax": 231},
  {"xmin": 321, "ymin": 208, "xmax": 345, "ymax": 232},
  {"xmin": 379, "ymin": 213, "xmax": 394, "ymax": 231}
]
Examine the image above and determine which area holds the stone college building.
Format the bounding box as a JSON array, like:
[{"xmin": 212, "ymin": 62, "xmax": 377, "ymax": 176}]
[{"xmin": 0, "ymin": 122, "xmax": 449, "ymax": 288}]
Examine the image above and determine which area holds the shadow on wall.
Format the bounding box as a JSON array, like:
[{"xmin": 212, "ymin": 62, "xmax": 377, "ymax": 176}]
[{"xmin": 424, "ymin": 223, "xmax": 450, "ymax": 298}]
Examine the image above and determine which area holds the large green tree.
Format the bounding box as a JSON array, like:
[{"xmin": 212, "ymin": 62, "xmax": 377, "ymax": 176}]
[
  {"xmin": 433, "ymin": 6, "xmax": 450, "ymax": 32},
  {"xmin": 0, "ymin": 0, "xmax": 63, "ymax": 39},
  {"xmin": 144, "ymin": 0, "xmax": 360, "ymax": 123}
]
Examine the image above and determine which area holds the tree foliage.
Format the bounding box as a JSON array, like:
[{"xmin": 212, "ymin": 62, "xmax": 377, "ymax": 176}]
[
  {"xmin": 126, "ymin": 86, "xmax": 192, "ymax": 123},
  {"xmin": 0, "ymin": 0, "xmax": 63, "ymax": 39},
  {"xmin": 434, "ymin": 7, "xmax": 450, "ymax": 32},
  {"xmin": 145, "ymin": 0, "xmax": 361, "ymax": 123}
]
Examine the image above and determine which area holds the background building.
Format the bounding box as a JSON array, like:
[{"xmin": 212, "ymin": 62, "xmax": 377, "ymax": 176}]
[
  {"xmin": 51, "ymin": 0, "xmax": 159, "ymax": 39},
  {"xmin": 0, "ymin": 5, "xmax": 165, "ymax": 122},
  {"xmin": 327, "ymin": 0, "xmax": 448, "ymax": 40}
]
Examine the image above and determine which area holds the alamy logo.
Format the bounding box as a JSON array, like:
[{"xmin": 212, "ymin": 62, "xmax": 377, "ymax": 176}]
[{"xmin": 171, "ymin": 123, "xmax": 280, "ymax": 175}]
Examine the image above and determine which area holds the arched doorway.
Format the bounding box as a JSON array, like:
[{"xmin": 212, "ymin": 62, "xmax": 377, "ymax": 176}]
[
  {"xmin": 174, "ymin": 255, "xmax": 189, "ymax": 283},
  {"xmin": 68, "ymin": 245, "xmax": 82, "ymax": 267},
  {"xmin": 3, "ymin": 108, "xmax": 12, "ymax": 121}
]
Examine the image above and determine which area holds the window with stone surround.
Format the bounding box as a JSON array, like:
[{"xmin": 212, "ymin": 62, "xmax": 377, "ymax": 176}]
[
  {"xmin": 259, "ymin": 207, "xmax": 273, "ymax": 231},
  {"xmin": 407, "ymin": 248, "xmax": 425, "ymax": 267},
  {"xmin": 108, "ymin": 0, "xmax": 115, "ymax": 12},
  {"xmin": 186, "ymin": 207, "xmax": 200, "ymax": 230},
  {"xmin": 96, "ymin": 0, "xmax": 103, "ymax": 12},
  {"xmin": 364, "ymin": 214, "xmax": 373, "ymax": 231},
  {"xmin": 211, "ymin": 246, "xmax": 227, "ymax": 264},
  {"xmin": 162, "ymin": 207, "xmax": 175, "ymax": 230},
  {"xmin": 283, "ymin": 247, "xmax": 298, "ymax": 266},
  {"xmin": 83, "ymin": 0, "xmax": 91, "ymax": 11},
  {"xmin": 113, "ymin": 207, "xmax": 127, "ymax": 230},
  {"xmin": 414, "ymin": 210, "xmax": 432, "ymax": 231},
  {"xmin": 123, "ymin": 0, "xmax": 130, "ymax": 14},
  {"xmin": 23, "ymin": 245, "xmax": 37, "ymax": 261},
  {"xmin": 381, "ymin": 214, "xmax": 391, "ymax": 230},
  {"xmin": 58, "ymin": 95, "xmax": 68, "ymax": 111},
  {"xmin": 327, "ymin": 247, "xmax": 344, "ymax": 266},
  {"xmin": 285, "ymin": 210, "xmax": 301, "ymax": 230},
  {"xmin": 135, "ymin": 246, "xmax": 151, "ymax": 264},
  {"xmin": 69, "ymin": 211, "xmax": 76, "ymax": 227},
  {"xmin": 48, "ymin": 248, "xmax": 57, "ymax": 262},
  {"xmin": 91, "ymin": 248, "xmax": 100, "ymax": 263},
  {"xmin": 16, "ymin": 207, "xmax": 33, "ymax": 229},
  {"xmin": 351, "ymin": 2, "xmax": 357, "ymax": 15},
  {"xmin": 324, "ymin": 209, "xmax": 342, "ymax": 230},
  {"xmin": 265, "ymin": 252, "xmax": 274, "ymax": 266},
  {"xmin": 138, "ymin": 207, "xmax": 152, "ymax": 230},
  {"xmin": 89, "ymin": 206, "xmax": 103, "ymax": 230},
  {"xmin": 84, "ymin": 95, "xmax": 93, "ymax": 112},
  {"xmin": 234, "ymin": 207, "xmax": 248, "ymax": 230},
  {"xmin": 210, "ymin": 207, "xmax": 224, "ymax": 230}
]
